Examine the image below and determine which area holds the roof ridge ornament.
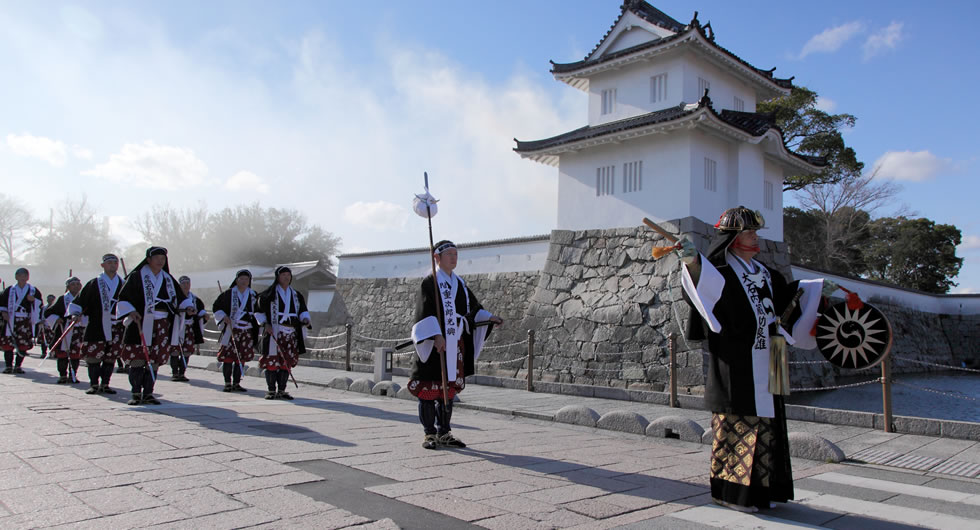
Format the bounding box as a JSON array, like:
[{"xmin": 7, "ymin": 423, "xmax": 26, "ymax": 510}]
[
  {"xmin": 703, "ymin": 21, "xmax": 714, "ymax": 41},
  {"xmin": 698, "ymin": 87, "xmax": 712, "ymax": 108},
  {"xmin": 688, "ymin": 11, "xmax": 700, "ymax": 29}
]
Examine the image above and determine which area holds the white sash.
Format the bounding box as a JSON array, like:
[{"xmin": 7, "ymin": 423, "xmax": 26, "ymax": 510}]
[
  {"xmin": 98, "ymin": 273, "xmax": 119, "ymax": 341},
  {"xmin": 220, "ymin": 288, "xmax": 252, "ymax": 346},
  {"xmin": 267, "ymin": 286, "xmax": 301, "ymax": 357},
  {"xmin": 437, "ymin": 270, "xmax": 465, "ymax": 383},
  {"xmin": 728, "ymin": 253, "xmax": 776, "ymax": 418},
  {"xmin": 140, "ymin": 268, "xmax": 176, "ymax": 343},
  {"xmin": 5, "ymin": 284, "xmax": 39, "ymax": 338}
]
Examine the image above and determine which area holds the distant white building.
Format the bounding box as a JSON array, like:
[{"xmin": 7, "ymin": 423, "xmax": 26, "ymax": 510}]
[{"xmin": 514, "ymin": 1, "xmax": 823, "ymax": 241}]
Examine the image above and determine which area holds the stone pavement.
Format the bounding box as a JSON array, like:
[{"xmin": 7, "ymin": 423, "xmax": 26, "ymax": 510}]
[
  {"xmin": 191, "ymin": 356, "xmax": 980, "ymax": 480},
  {"xmin": 0, "ymin": 356, "xmax": 975, "ymax": 529}
]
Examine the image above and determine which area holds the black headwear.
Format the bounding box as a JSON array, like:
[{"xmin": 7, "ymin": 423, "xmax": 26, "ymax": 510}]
[
  {"xmin": 274, "ymin": 266, "xmax": 292, "ymax": 285},
  {"xmin": 705, "ymin": 206, "xmax": 765, "ymax": 265},
  {"xmin": 102, "ymin": 253, "xmax": 119, "ymax": 263},
  {"xmin": 14, "ymin": 267, "xmax": 28, "ymax": 276},
  {"xmin": 129, "ymin": 246, "xmax": 171, "ymax": 276},
  {"xmin": 65, "ymin": 276, "xmax": 81, "ymax": 288},
  {"xmin": 231, "ymin": 269, "xmax": 252, "ymax": 288},
  {"xmin": 178, "ymin": 275, "xmax": 191, "ymax": 284}
]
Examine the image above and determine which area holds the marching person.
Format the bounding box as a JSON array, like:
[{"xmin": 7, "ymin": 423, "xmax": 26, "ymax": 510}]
[
  {"xmin": 46, "ymin": 277, "xmax": 84, "ymax": 384},
  {"xmin": 409, "ymin": 240, "xmax": 502, "ymax": 449},
  {"xmin": 69, "ymin": 253, "xmax": 125, "ymax": 395},
  {"xmin": 257, "ymin": 266, "xmax": 309, "ymax": 400},
  {"xmin": 170, "ymin": 276, "xmax": 208, "ymax": 382},
  {"xmin": 212, "ymin": 270, "xmax": 259, "ymax": 392},
  {"xmin": 39, "ymin": 294, "xmax": 57, "ymax": 357},
  {"xmin": 677, "ymin": 206, "xmax": 832, "ymax": 513},
  {"xmin": 116, "ymin": 247, "xmax": 193, "ymax": 405},
  {"xmin": 0, "ymin": 268, "xmax": 43, "ymax": 374}
]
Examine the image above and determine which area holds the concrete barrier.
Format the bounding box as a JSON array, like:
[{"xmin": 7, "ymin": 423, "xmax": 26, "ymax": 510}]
[
  {"xmin": 646, "ymin": 416, "xmax": 705, "ymax": 443},
  {"xmin": 327, "ymin": 376, "xmax": 353, "ymax": 390},
  {"xmin": 349, "ymin": 378, "xmax": 375, "ymax": 394},
  {"xmin": 555, "ymin": 405, "xmax": 600, "ymax": 427},
  {"xmin": 788, "ymin": 432, "xmax": 845, "ymax": 463},
  {"xmin": 372, "ymin": 381, "xmax": 401, "ymax": 397},
  {"xmin": 597, "ymin": 410, "xmax": 649, "ymax": 435}
]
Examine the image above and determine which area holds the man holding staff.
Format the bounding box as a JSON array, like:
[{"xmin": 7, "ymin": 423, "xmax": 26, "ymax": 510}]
[
  {"xmin": 0, "ymin": 268, "xmax": 43, "ymax": 374},
  {"xmin": 71, "ymin": 253, "xmax": 125, "ymax": 394},
  {"xmin": 257, "ymin": 266, "xmax": 309, "ymax": 400},
  {"xmin": 409, "ymin": 240, "xmax": 502, "ymax": 449},
  {"xmin": 170, "ymin": 275, "xmax": 208, "ymax": 382},
  {"xmin": 46, "ymin": 276, "xmax": 84, "ymax": 384},
  {"xmin": 116, "ymin": 247, "xmax": 194, "ymax": 405},
  {"xmin": 671, "ymin": 206, "xmax": 834, "ymax": 512},
  {"xmin": 212, "ymin": 270, "xmax": 259, "ymax": 392}
]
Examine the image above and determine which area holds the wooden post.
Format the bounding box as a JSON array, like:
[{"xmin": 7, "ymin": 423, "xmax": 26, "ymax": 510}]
[
  {"xmin": 527, "ymin": 329, "xmax": 535, "ymax": 392},
  {"xmin": 345, "ymin": 323, "xmax": 352, "ymax": 372},
  {"xmin": 669, "ymin": 333, "xmax": 678, "ymax": 408},
  {"xmin": 881, "ymin": 356, "xmax": 893, "ymax": 432}
]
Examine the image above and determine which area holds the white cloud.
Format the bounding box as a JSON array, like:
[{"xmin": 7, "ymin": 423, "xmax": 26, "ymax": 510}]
[
  {"xmin": 344, "ymin": 200, "xmax": 411, "ymax": 231},
  {"xmin": 863, "ymin": 21, "xmax": 903, "ymax": 61},
  {"xmin": 797, "ymin": 22, "xmax": 863, "ymax": 59},
  {"xmin": 871, "ymin": 150, "xmax": 951, "ymax": 181},
  {"xmin": 5, "ymin": 133, "xmax": 67, "ymax": 166},
  {"xmin": 71, "ymin": 145, "xmax": 93, "ymax": 160},
  {"xmin": 82, "ymin": 141, "xmax": 210, "ymax": 190},
  {"xmin": 815, "ymin": 96, "xmax": 837, "ymax": 112},
  {"xmin": 959, "ymin": 235, "xmax": 980, "ymax": 252},
  {"xmin": 225, "ymin": 170, "xmax": 269, "ymax": 193},
  {"xmin": 952, "ymin": 286, "xmax": 978, "ymax": 294}
]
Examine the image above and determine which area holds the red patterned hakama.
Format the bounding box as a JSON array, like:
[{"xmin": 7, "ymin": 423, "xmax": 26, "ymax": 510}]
[
  {"xmin": 82, "ymin": 323, "xmax": 125, "ymax": 362},
  {"xmin": 259, "ymin": 330, "xmax": 298, "ymax": 371},
  {"xmin": 121, "ymin": 318, "xmax": 173, "ymax": 365},
  {"xmin": 407, "ymin": 340, "xmax": 465, "ymax": 400},
  {"xmin": 0, "ymin": 318, "xmax": 34, "ymax": 353},
  {"xmin": 217, "ymin": 328, "xmax": 255, "ymax": 363}
]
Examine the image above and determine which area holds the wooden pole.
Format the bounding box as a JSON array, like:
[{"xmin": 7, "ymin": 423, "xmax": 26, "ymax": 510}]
[
  {"xmin": 669, "ymin": 333, "xmax": 678, "ymax": 408},
  {"xmin": 881, "ymin": 356, "xmax": 893, "ymax": 433},
  {"xmin": 345, "ymin": 323, "xmax": 352, "ymax": 372},
  {"xmin": 527, "ymin": 329, "xmax": 535, "ymax": 392}
]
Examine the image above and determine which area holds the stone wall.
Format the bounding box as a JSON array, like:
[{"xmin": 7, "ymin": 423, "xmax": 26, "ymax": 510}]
[{"xmin": 309, "ymin": 218, "xmax": 976, "ymax": 394}]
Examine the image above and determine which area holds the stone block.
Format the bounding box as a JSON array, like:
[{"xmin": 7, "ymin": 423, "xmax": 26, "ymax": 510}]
[
  {"xmin": 327, "ymin": 376, "xmax": 353, "ymax": 390},
  {"xmin": 245, "ymin": 366, "xmax": 264, "ymax": 377},
  {"xmin": 348, "ymin": 378, "xmax": 375, "ymax": 394},
  {"xmin": 371, "ymin": 381, "xmax": 400, "ymax": 397},
  {"xmin": 551, "ymin": 230, "xmax": 574, "ymax": 245},
  {"xmin": 596, "ymin": 410, "xmax": 649, "ymax": 435},
  {"xmin": 891, "ymin": 416, "xmax": 941, "ymax": 437},
  {"xmin": 554, "ymin": 405, "xmax": 600, "ymax": 427},
  {"xmin": 205, "ymin": 362, "xmax": 220, "ymax": 372},
  {"xmin": 593, "ymin": 386, "xmax": 630, "ymax": 400},
  {"xmin": 646, "ymin": 416, "xmax": 705, "ymax": 443},
  {"xmin": 395, "ymin": 387, "xmax": 415, "ymax": 400},
  {"xmin": 701, "ymin": 428, "xmax": 714, "ymax": 445},
  {"xmin": 940, "ymin": 420, "xmax": 980, "ymax": 441},
  {"xmin": 787, "ymin": 432, "xmax": 845, "ymax": 463},
  {"xmin": 559, "ymin": 382, "xmax": 595, "ymax": 398}
]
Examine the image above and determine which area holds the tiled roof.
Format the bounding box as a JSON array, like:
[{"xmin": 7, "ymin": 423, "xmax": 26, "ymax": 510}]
[
  {"xmin": 514, "ymin": 97, "xmax": 826, "ymax": 168},
  {"xmin": 552, "ymin": 2, "xmax": 793, "ymax": 91},
  {"xmin": 514, "ymin": 104, "xmax": 693, "ymax": 152}
]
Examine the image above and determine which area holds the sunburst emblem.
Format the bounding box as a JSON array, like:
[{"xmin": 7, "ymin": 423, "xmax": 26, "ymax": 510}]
[{"xmin": 815, "ymin": 302, "xmax": 892, "ymax": 369}]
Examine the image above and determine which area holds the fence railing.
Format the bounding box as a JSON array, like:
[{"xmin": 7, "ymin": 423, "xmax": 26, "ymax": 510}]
[{"xmin": 202, "ymin": 324, "xmax": 977, "ymax": 433}]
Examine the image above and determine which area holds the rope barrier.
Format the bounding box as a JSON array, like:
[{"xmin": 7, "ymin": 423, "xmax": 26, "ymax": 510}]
[
  {"xmin": 894, "ymin": 380, "xmax": 978, "ymax": 402},
  {"xmin": 480, "ymin": 356, "xmax": 528, "ymax": 366},
  {"xmin": 790, "ymin": 379, "xmax": 881, "ymax": 392},
  {"xmin": 353, "ymin": 333, "xmax": 411, "ymax": 343},
  {"xmin": 892, "ymin": 356, "xmax": 980, "ymax": 374},
  {"xmin": 305, "ymin": 344, "xmax": 347, "ymax": 353},
  {"xmin": 480, "ymin": 339, "xmax": 529, "ymax": 350},
  {"xmin": 307, "ymin": 331, "xmax": 347, "ymax": 341}
]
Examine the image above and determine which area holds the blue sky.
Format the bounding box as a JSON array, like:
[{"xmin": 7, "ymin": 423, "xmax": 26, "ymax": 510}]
[{"xmin": 1, "ymin": 0, "xmax": 977, "ymax": 292}]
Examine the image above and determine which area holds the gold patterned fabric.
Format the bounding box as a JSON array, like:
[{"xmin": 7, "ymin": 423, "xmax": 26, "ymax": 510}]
[{"xmin": 709, "ymin": 409, "xmax": 793, "ymax": 509}]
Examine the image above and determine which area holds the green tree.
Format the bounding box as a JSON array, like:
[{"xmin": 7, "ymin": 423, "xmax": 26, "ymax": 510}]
[
  {"xmin": 0, "ymin": 193, "xmax": 37, "ymax": 264},
  {"xmin": 205, "ymin": 203, "xmax": 340, "ymax": 267},
  {"xmin": 864, "ymin": 217, "xmax": 963, "ymax": 293},
  {"xmin": 29, "ymin": 196, "xmax": 117, "ymax": 270},
  {"xmin": 133, "ymin": 202, "xmax": 210, "ymax": 271},
  {"xmin": 759, "ymin": 86, "xmax": 863, "ymax": 191}
]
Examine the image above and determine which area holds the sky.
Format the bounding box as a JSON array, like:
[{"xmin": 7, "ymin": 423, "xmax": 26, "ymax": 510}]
[{"xmin": 1, "ymin": 0, "xmax": 978, "ymax": 292}]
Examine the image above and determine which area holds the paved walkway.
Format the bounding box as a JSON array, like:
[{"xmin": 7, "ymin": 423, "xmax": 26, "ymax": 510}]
[
  {"xmin": 189, "ymin": 356, "xmax": 980, "ymax": 480},
  {"xmin": 0, "ymin": 356, "xmax": 976, "ymax": 529}
]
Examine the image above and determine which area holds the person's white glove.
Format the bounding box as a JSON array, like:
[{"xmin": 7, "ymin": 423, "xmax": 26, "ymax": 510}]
[
  {"xmin": 821, "ymin": 279, "xmax": 840, "ymax": 298},
  {"xmin": 676, "ymin": 238, "xmax": 698, "ymax": 265}
]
